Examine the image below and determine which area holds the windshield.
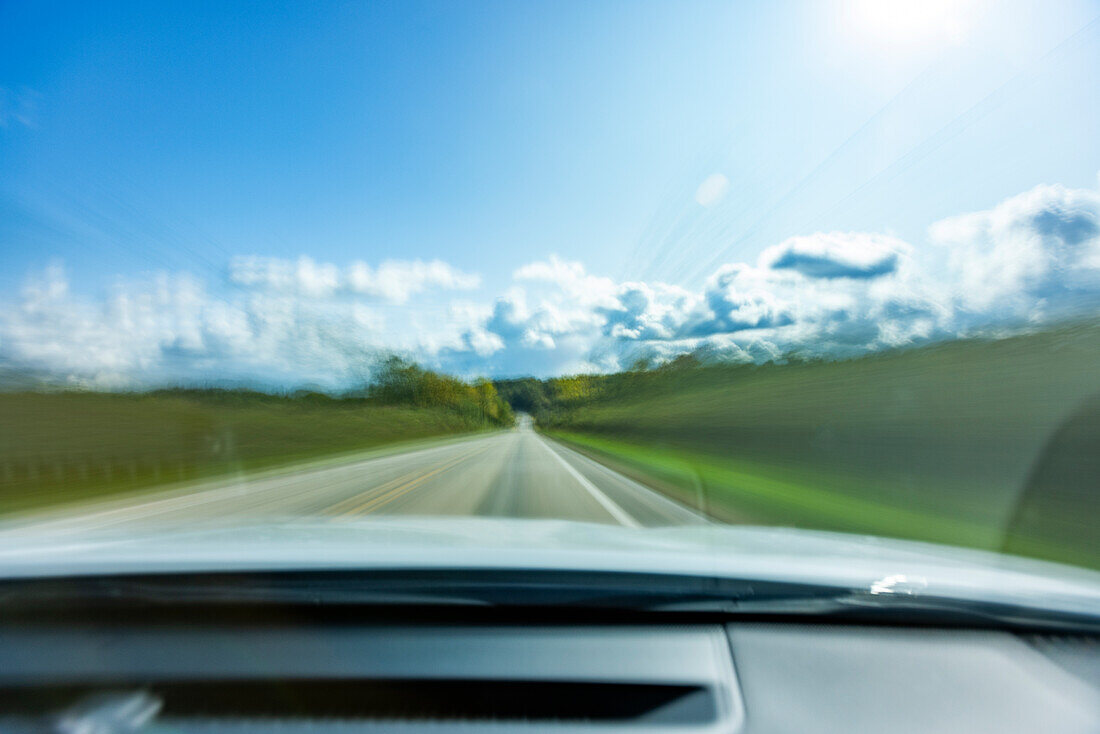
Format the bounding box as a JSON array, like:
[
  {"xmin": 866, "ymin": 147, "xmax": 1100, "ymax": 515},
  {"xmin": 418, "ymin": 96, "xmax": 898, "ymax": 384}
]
[{"xmin": 1, "ymin": 0, "xmax": 1098, "ymax": 587}]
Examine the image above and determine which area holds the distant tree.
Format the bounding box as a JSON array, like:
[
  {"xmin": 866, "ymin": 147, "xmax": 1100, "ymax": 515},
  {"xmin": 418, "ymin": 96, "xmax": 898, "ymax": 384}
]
[{"xmin": 367, "ymin": 356, "xmax": 514, "ymax": 427}]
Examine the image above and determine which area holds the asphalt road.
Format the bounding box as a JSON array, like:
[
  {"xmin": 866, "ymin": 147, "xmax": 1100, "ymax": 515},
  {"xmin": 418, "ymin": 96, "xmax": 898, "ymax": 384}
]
[{"xmin": 12, "ymin": 423, "xmax": 705, "ymax": 532}]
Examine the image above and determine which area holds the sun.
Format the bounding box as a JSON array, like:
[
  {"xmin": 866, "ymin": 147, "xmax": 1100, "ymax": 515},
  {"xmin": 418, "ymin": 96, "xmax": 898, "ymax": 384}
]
[{"xmin": 845, "ymin": 0, "xmax": 977, "ymax": 46}]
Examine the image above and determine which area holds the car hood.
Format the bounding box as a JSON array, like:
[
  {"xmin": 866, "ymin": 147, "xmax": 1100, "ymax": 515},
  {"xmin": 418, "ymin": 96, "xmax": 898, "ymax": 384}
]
[{"xmin": 0, "ymin": 516, "xmax": 1097, "ymax": 616}]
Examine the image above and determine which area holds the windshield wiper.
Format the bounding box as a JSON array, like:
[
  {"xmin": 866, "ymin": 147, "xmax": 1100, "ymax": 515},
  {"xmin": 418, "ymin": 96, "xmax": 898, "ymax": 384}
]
[
  {"xmin": 0, "ymin": 569, "xmax": 1097, "ymax": 633},
  {"xmin": 650, "ymin": 589, "xmax": 1100, "ymax": 632}
]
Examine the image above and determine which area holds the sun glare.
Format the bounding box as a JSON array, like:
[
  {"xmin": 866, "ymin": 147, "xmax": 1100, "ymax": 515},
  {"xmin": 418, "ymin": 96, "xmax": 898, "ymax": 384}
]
[{"xmin": 846, "ymin": 0, "xmax": 975, "ymax": 45}]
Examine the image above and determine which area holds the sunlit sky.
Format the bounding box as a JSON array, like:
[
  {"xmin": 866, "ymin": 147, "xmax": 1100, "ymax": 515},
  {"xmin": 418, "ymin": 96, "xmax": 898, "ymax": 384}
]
[{"xmin": 2, "ymin": 0, "xmax": 1100, "ymax": 385}]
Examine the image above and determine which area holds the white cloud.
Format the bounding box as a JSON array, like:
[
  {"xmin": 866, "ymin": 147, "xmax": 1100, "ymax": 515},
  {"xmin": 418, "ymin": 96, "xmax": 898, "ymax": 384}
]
[
  {"xmin": 230, "ymin": 256, "xmax": 480, "ymax": 304},
  {"xmin": 931, "ymin": 183, "xmax": 1100, "ymax": 322},
  {"xmin": 229, "ymin": 256, "xmax": 341, "ymax": 297},
  {"xmin": 694, "ymin": 173, "xmax": 730, "ymax": 207},
  {"xmin": 466, "ymin": 259, "xmax": 623, "ymax": 375},
  {"xmin": 4, "ymin": 180, "xmax": 1100, "ymax": 384},
  {"xmin": 760, "ymin": 232, "xmax": 907, "ymax": 279},
  {"xmin": 486, "ymin": 235, "xmax": 941, "ymax": 371},
  {"xmin": 598, "ymin": 282, "xmax": 698, "ymax": 340},
  {"xmin": 0, "ymin": 261, "xmax": 481, "ymax": 388},
  {"xmin": 347, "ymin": 259, "xmax": 481, "ymax": 303},
  {"xmin": 684, "ymin": 264, "xmax": 795, "ymax": 337}
]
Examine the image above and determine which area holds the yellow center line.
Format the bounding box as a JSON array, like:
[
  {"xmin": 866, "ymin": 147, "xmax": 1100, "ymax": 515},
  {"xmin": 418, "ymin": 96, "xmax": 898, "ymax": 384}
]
[
  {"xmin": 350, "ymin": 445, "xmax": 492, "ymax": 517},
  {"xmin": 338, "ymin": 445, "xmax": 491, "ymax": 518},
  {"xmin": 324, "ymin": 445, "xmax": 486, "ymax": 515},
  {"xmin": 342, "ymin": 446, "xmax": 488, "ymax": 517},
  {"xmin": 322, "ymin": 464, "xmax": 431, "ymax": 515}
]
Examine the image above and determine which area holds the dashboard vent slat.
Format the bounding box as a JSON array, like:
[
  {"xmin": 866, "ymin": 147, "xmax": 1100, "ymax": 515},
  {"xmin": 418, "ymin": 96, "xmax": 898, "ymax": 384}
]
[{"xmin": 0, "ymin": 680, "xmax": 718, "ymax": 725}]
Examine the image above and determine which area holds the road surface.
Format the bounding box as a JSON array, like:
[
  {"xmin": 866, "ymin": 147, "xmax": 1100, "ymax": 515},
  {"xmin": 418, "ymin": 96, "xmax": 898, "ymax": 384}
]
[{"xmin": 11, "ymin": 422, "xmax": 705, "ymax": 532}]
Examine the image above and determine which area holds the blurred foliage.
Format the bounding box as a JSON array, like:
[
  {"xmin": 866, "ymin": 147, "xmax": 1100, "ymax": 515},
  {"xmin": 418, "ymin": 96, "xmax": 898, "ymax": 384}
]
[
  {"xmin": 0, "ymin": 359, "xmax": 512, "ymax": 514},
  {"xmin": 508, "ymin": 323, "xmax": 1100, "ymax": 570},
  {"xmin": 369, "ymin": 357, "xmax": 514, "ymax": 426}
]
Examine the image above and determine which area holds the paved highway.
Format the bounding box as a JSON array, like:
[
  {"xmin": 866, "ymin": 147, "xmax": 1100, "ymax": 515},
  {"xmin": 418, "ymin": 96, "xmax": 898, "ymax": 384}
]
[{"xmin": 11, "ymin": 421, "xmax": 705, "ymax": 532}]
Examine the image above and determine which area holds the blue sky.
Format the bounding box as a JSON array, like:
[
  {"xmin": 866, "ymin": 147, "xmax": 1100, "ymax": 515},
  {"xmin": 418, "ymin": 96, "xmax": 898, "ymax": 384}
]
[{"xmin": 2, "ymin": 0, "xmax": 1100, "ymax": 385}]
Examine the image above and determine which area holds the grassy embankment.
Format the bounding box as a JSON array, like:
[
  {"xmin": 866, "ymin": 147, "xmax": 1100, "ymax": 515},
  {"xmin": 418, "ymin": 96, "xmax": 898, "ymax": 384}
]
[
  {"xmin": 0, "ymin": 359, "xmax": 513, "ymax": 515},
  {"xmin": 502, "ymin": 323, "xmax": 1100, "ymax": 570}
]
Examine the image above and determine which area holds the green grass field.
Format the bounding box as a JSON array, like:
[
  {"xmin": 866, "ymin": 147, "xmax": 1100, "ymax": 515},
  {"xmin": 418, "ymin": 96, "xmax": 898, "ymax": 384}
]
[
  {"xmin": 0, "ymin": 390, "xmax": 500, "ymax": 515},
  {"xmin": 541, "ymin": 322, "xmax": 1100, "ymax": 570}
]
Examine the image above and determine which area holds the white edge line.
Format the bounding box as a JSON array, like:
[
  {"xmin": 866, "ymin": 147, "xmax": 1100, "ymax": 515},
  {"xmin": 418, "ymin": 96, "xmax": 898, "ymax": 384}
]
[
  {"xmin": 558, "ymin": 443, "xmax": 710, "ymax": 524},
  {"xmin": 536, "ymin": 435, "xmax": 641, "ymax": 528}
]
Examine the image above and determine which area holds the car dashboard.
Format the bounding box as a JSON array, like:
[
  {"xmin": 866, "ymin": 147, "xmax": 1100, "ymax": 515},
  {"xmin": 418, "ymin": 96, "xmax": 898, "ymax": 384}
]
[
  {"xmin": 0, "ymin": 596, "xmax": 1098, "ymax": 734},
  {"xmin": 0, "ymin": 572, "xmax": 1095, "ymax": 730}
]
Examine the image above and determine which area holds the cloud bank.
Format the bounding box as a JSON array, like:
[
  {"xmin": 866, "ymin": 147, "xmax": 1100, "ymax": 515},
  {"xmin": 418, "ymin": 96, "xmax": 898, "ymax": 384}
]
[
  {"xmin": 229, "ymin": 256, "xmax": 480, "ymax": 303},
  {"xmin": 3, "ymin": 180, "xmax": 1100, "ymax": 387}
]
